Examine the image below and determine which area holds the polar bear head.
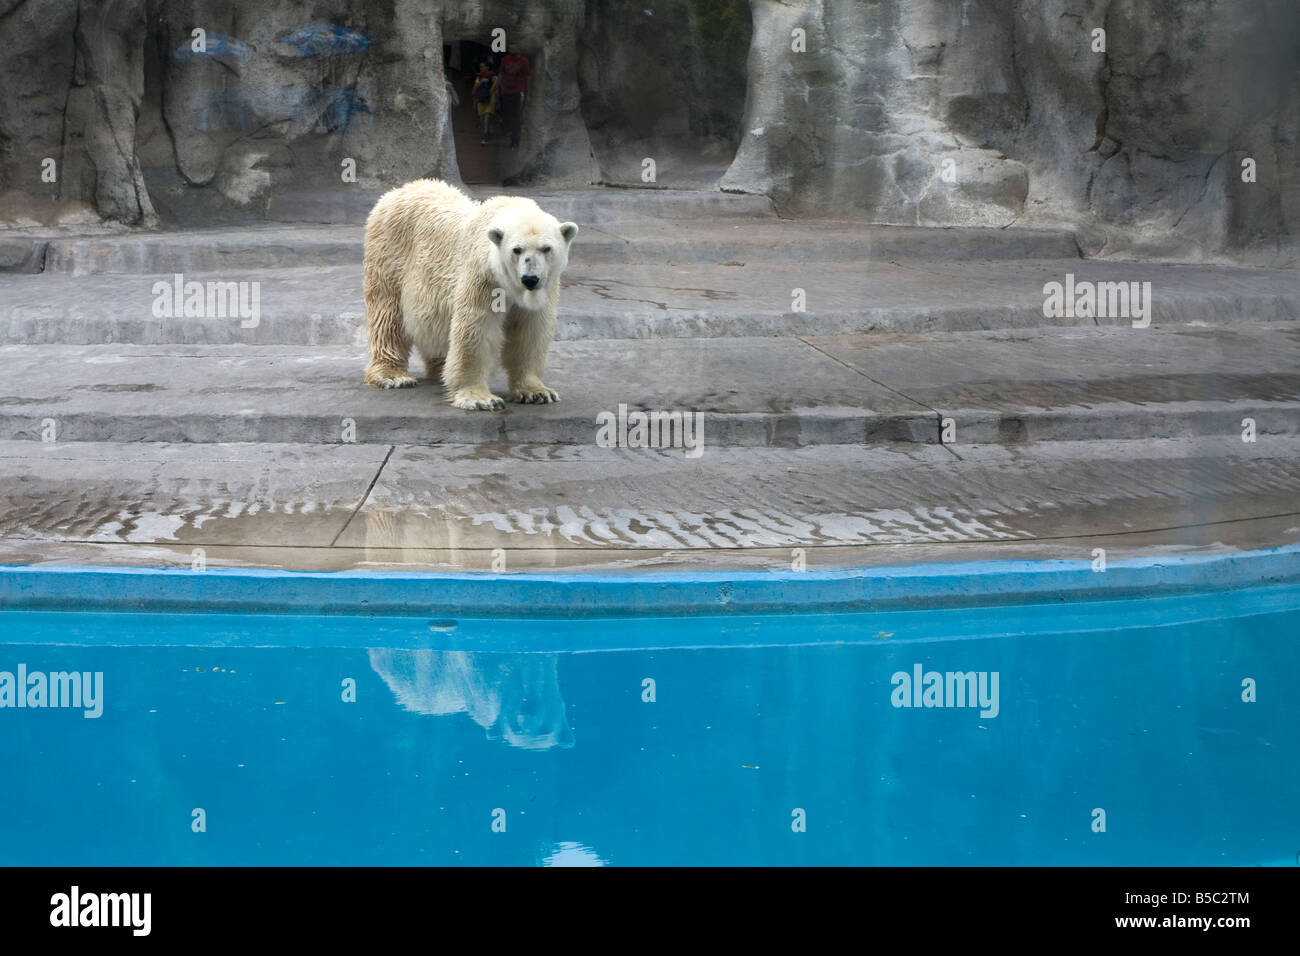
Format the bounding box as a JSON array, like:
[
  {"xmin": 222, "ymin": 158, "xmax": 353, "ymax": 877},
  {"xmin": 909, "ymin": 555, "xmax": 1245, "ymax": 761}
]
[{"xmin": 486, "ymin": 201, "xmax": 579, "ymax": 312}]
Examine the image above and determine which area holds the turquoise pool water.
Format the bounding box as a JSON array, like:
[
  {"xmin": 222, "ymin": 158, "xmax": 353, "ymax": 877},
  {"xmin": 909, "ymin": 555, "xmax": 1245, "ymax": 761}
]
[{"xmin": 1, "ymin": 551, "xmax": 1297, "ymax": 866}]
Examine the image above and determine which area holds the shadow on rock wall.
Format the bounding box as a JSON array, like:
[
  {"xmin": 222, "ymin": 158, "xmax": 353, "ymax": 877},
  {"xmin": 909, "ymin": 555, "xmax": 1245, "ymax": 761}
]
[{"xmin": 579, "ymin": 0, "xmax": 752, "ymax": 189}]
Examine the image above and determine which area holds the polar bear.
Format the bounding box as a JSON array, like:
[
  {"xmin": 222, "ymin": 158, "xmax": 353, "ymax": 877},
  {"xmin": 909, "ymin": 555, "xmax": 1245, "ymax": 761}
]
[
  {"xmin": 368, "ymin": 648, "xmax": 575, "ymax": 751},
  {"xmin": 362, "ymin": 178, "xmax": 578, "ymax": 410}
]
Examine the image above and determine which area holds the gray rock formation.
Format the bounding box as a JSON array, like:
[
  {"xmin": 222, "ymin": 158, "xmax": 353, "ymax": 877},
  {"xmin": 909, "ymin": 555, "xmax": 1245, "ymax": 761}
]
[
  {"xmin": 721, "ymin": 0, "xmax": 1032, "ymax": 227},
  {"xmin": 723, "ymin": 0, "xmax": 1298, "ymax": 262},
  {"xmin": 0, "ymin": 0, "xmax": 1294, "ymax": 263},
  {"xmin": 142, "ymin": 0, "xmax": 462, "ymax": 222},
  {"xmin": 0, "ymin": 0, "xmax": 156, "ymax": 227}
]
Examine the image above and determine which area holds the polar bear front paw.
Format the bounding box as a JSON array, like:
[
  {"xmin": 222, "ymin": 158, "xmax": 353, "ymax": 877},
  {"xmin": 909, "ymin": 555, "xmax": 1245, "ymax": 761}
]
[
  {"xmin": 450, "ymin": 389, "xmax": 506, "ymax": 411},
  {"xmin": 368, "ymin": 372, "xmax": 418, "ymax": 389},
  {"xmin": 509, "ymin": 385, "xmax": 559, "ymax": 405}
]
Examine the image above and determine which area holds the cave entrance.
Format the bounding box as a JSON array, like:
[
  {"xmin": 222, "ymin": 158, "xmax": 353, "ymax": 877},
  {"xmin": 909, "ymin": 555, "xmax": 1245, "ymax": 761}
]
[{"xmin": 443, "ymin": 38, "xmax": 507, "ymax": 185}]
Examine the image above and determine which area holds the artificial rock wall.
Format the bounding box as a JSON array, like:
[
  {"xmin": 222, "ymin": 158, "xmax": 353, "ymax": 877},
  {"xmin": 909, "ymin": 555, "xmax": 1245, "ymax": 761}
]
[
  {"xmin": 0, "ymin": 0, "xmax": 1295, "ymax": 262},
  {"xmin": 721, "ymin": 0, "xmax": 1298, "ymax": 261}
]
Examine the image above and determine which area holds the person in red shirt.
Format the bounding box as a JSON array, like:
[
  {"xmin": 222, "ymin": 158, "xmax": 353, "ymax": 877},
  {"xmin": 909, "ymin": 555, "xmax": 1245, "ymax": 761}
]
[{"xmin": 497, "ymin": 44, "xmax": 532, "ymax": 148}]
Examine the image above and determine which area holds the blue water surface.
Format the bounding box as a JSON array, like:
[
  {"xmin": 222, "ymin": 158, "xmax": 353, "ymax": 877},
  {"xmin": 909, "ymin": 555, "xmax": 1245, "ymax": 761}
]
[{"xmin": 1, "ymin": 579, "xmax": 1296, "ymax": 866}]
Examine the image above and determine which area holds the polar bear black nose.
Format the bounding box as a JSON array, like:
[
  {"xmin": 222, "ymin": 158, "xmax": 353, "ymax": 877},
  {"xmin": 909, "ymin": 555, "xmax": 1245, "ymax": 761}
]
[{"xmin": 521, "ymin": 274, "xmax": 540, "ymax": 290}]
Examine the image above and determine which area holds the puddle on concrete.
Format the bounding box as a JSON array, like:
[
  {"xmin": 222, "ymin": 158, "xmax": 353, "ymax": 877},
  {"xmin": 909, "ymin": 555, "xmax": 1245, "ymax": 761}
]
[{"xmin": 0, "ymin": 493, "xmax": 351, "ymax": 548}]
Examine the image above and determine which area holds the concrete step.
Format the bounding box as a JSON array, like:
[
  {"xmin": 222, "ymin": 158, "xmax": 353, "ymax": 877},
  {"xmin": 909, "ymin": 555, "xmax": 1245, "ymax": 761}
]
[
  {"xmin": 486, "ymin": 186, "xmax": 780, "ymax": 225},
  {"xmin": 0, "ymin": 220, "xmax": 1083, "ymax": 276},
  {"xmin": 1, "ymin": 436, "xmax": 1297, "ymax": 570},
  {"xmin": 145, "ymin": 183, "xmax": 783, "ymax": 229},
  {"xmin": 3, "ymin": 257, "xmax": 1295, "ymax": 345},
  {"xmin": 1, "ymin": 326, "xmax": 1297, "ymax": 447}
]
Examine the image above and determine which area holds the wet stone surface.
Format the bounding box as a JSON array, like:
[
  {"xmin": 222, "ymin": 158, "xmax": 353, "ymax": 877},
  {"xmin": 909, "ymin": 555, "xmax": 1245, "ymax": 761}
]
[{"xmin": 2, "ymin": 438, "xmax": 1298, "ymax": 569}]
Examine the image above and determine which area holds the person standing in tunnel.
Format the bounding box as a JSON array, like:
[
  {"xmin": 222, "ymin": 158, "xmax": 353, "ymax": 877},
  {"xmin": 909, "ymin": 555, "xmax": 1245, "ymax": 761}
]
[
  {"xmin": 471, "ymin": 60, "xmax": 500, "ymax": 145},
  {"xmin": 498, "ymin": 43, "xmax": 532, "ymax": 148}
]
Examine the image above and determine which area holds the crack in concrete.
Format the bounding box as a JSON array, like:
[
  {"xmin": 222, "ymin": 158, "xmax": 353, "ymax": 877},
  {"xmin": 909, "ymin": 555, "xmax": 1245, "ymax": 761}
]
[
  {"xmin": 563, "ymin": 274, "xmax": 738, "ymax": 310},
  {"xmin": 795, "ymin": 334, "xmax": 946, "ymax": 449},
  {"xmin": 330, "ymin": 443, "xmax": 394, "ymax": 547}
]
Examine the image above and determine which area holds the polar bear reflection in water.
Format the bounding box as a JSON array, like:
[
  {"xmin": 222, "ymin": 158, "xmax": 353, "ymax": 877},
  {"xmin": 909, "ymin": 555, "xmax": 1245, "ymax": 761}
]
[{"xmin": 368, "ymin": 648, "xmax": 574, "ymax": 750}]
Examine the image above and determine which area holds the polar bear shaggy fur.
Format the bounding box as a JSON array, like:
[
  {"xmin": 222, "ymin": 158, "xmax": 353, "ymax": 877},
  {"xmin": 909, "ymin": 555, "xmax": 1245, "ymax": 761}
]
[{"xmin": 362, "ymin": 178, "xmax": 578, "ymax": 410}]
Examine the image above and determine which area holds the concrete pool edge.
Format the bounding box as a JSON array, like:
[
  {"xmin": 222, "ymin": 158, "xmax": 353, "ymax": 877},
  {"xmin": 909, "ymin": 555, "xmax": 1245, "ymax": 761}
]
[{"xmin": 1, "ymin": 544, "xmax": 1298, "ymax": 619}]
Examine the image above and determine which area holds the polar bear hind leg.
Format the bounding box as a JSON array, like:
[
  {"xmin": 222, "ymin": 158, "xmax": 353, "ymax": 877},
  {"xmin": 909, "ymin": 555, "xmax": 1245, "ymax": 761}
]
[{"xmin": 422, "ymin": 354, "xmax": 445, "ymax": 381}]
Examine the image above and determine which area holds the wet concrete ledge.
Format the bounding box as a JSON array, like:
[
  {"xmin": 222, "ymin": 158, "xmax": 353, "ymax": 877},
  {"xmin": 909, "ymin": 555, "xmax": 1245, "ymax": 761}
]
[{"xmin": 3, "ymin": 544, "xmax": 1298, "ymax": 626}]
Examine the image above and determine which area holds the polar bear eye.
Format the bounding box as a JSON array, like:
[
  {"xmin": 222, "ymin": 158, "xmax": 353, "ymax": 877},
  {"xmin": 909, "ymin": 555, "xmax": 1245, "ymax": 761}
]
[{"xmin": 512, "ymin": 246, "xmax": 523, "ymax": 255}]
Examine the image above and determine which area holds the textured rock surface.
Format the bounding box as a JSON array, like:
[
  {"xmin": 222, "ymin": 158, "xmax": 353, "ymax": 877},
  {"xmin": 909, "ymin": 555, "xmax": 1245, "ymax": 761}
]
[
  {"xmin": 0, "ymin": 0, "xmax": 156, "ymax": 227},
  {"xmin": 721, "ymin": 0, "xmax": 1033, "ymax": 227},
  {"xmin": 141, "ymin": 0, "xmax": 463, "ymax": 222},
  {"xmin": 723, "ymin": 0, "xmax": 1299, "ymax": 262},
  {"xmin": 0, "ymin": 0, "xmax": 1295, "ymax": 262}
]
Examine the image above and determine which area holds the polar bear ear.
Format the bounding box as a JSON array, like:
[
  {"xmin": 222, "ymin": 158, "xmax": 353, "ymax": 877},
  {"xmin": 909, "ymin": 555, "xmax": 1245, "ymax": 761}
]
[
  {"xmin": 487, "ymin": 227, "xmax": 505, "ymax": 245},
  {"xmin": 560, "ymin": 222, "xmax": 579, "ymax": 243}
]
